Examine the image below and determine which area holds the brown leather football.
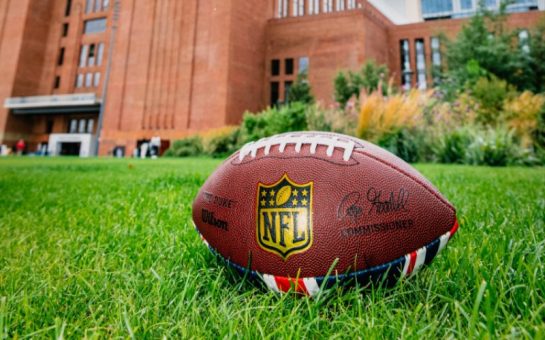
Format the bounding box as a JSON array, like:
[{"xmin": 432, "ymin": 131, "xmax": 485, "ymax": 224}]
[{"xmin": 192, "ymin": 131, "xmax": 458, "ymax": 296}]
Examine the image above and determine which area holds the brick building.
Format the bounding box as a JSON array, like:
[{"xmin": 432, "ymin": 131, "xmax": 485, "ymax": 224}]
[{"xmin": 0, "ymin": 0, "xmax": 543, "ymax": 156}]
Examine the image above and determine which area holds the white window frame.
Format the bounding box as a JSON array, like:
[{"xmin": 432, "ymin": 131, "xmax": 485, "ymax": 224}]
[
  {"xmin": 309, "ymin": 0, "xmax": 320, "ymax": 14},
  {"xmin": 79, "ymin": 45, "xmax": 88, "ymax": 67},
  {"xmin": 415, "ymin": 39, "xmax": 427, "ymax": 90},
  {"xmin": 94, "ymin": 72, "xmax": 101, "ymax": 87},
  {"xmin": 324, "ymin": 0, "xmax": 333, "ymax": 12},
  {"xmin": 85, "ymin": 73, "xmax": 93, "ymax": 87}
]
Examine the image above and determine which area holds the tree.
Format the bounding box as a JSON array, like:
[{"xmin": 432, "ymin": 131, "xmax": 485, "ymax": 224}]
[
  {"xmin": 334, "ymin": 72, "xmax": 352, "ymax": 107},
  {"xmin": 442, "ymin": 1, "xmax": 544, "ymax": 95},
  {"xmin": 287, "ymin": 72, "xmax": 315, "ymax": 105},
  {"xmin": 334, "ymin": 60, "xmax": 389, "ymax": 107}
]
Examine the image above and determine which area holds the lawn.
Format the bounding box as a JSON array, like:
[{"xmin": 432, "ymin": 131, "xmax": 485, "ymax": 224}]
[{"xmin": 0, "ymin": 157, "xmax": 544, "ymax": 338}]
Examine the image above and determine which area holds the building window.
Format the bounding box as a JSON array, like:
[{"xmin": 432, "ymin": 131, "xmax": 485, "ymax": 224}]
[
  {"xmin": 299, "ymin": 57, "xmax": 309, "ymax": 74},
  {"xmin": 94, "ymin": 72, "xmax": 101, "ymax": 87},
  {"xmin": 400, "ymin": 39, "xmax": 411, "ymax": 90},
  {"xmin": 85, "ymin": 0, "xmax": 93, "ymax": 14},
  {"xmin": 46, "ymin": 120, "xmax": 54, "ymax": 134},
  {"xmin": 284, "ymin": 81, "xmax": 293, "ymax": 101},
  {"xmin": 309, "ymin": 0, "xmax": 320, "ymax": 14},
  {"xmin": 69, "ymin": 119, "xmax": 77, "ymax": 133},
  {"xmin": 421, "ymin": 0, "xmax": 453, "ymax": 19},
  {"xmin": 336, "ymin": 0, "xmax": 345, "ymax": 11},
  {"xmin": 102, "ymin": 0, "xmax": 110, "ymax": 10},
  {"xmin": 347, "ymin": 0, "xmax": 356, "ymax": 9},
  {"xmin": 431, "ymin": 37, "xmax": 441, "ymax": 66},
  {"xmin": 84, "ymin": 18, "xmax": 107, "ymax": 34},
  {"xmin": 79, "ymin": 45, "xmax": 88, "ymax": 67},
  {"xmin": 88, "ymin": 44, "xmax": 96, "ymax": 66},
  {"xmin": 277, "ymin": 0, "xmax": 288, "ymax": 18},
  {"xmin": 415, "ymin": 39, "xmax": 427, "ymax": 90},
  {"xmin": 285, "ymin": 58, "xmax": 294, "ymax": 75},
  {"xmin": 76, "ymin": 74, "xmax": 84, "ymax": 88},
  {"xmin": 65, "ymin": 0, "xmax": 72, "ymax": 16},
  {"xmin": 87, "ymin": 119, "xmax": 94, "ymax": 134},
  {"xmin": 57, "ymin": 48, "xmax": 65, "ymax": 66},
  {"xmin": 485, "ymin": 0, "xmax": 497, "ymax": 8},
  {"xmin": 507, "ymin": 0, "xmax": 538, "ymax": 13},
  {"xmin": 324, "ymin": 0, "xmax": 333, "ymax": 13},
  {"xmin": 78, "ymin": 119, "xmax": 86, "ymax": 133},
  {"xmin": 85, "ymin": 73, "xmax": 93, "ymax": 87},
  {"xmin": 271, "ymin": 59, "xmax": 280, "ymax": 76},
  {"xmin": 94, "ymin": 0, "xmax": 102, "ymax": 12},
  {"xmin": 62, "ymin": 23, "xmax": 69, "ymax": 37},
  {"xmin": 97, "ymin": 43, "xmax": 105, "ymax": 66},
  {"xmin": 270, "ymin": 82, "xmax": 280, "ymax": 106},
  {"xmin": 460, "ymin": 0, "xmax": 474, "ymax": 10},
  {"xmin": 293, "ymin": 0, "xmax": 305, "ymax": 16},
  {"xmin": 54, "ymin": 76, "xmax": 61, "ymax": 89},
  {"xmin": 519, "ymin": 30, "xmax": 530, "ymax": 53}
]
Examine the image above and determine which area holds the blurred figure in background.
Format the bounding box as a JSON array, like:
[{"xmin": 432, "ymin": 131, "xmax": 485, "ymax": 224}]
[{"xmin": 16, "ymin": 139, "xmax": 25, "ymax": 156}]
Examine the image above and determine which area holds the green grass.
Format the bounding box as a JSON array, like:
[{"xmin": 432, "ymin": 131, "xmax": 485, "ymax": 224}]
[{"xmin": 0, "ymin": 157, "xmax": 544, "ymax": 338}]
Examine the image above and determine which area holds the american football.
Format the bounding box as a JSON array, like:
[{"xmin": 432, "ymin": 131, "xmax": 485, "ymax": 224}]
[{"xmin": 192, "ymin": 131, "xmax": 458, "ymax": 296}]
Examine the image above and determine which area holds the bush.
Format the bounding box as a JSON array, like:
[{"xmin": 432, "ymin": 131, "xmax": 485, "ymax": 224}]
[
  {"xmin": 356, "ymin": 90, "xmax": 429, "ymax": 142},
  {"xmin": 434, "ymin": 125, "xmax": 539, "ymax": 166},
  {"xmin": 504, "ymin": 91, "xmax": 545, "ymax": 148},
  {"xmin": 334, "ymin": 61, "xmax": 389, "ymax": 107},
  {"xmin": 164, "ymin": 136, "xmax": 203, "ymax": 157},
  {"xmin": 239, "ymin": 102, "xmax": 307, "ymax": 144},
  {"xmin": 471, "ymin": 76, "xmax": 516, "ymax": 125},
  {"xmin": 435, "ymin": 127, "xmax": 473, "ymax": 164},
  {"xmin": 465, "ymin": 126, "xmax": 522, "ymax": 166},
  {"xmin": 377, "ymin": 128, "xmax": 422, "ymax": 163},
  {"xmin": 201, "ymin": 126, "xmax": 240, "ymax": 158},
  {"xmin": 287, "ymin": 72, "xmax": 314, "ymax": 105},
  {"xmin": 305, "ymin": 104, "xmax": 358, "ymax": 136}
]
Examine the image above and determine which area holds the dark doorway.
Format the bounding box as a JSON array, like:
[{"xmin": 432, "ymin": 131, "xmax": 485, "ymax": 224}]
[{"xmin": 59, "ymin": 142, "xmax": 81, "ymax": 156}]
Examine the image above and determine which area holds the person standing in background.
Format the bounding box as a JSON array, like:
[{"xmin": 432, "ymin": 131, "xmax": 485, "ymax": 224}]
[{"xmin": 16, "ymin": 139, "xmax": 25, "ymax": 156}]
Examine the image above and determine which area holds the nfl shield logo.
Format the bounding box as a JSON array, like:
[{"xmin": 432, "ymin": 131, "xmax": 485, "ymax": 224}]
[{"xmin": 256, "ymin": 174, "xmax": 313, "ymax": 260}]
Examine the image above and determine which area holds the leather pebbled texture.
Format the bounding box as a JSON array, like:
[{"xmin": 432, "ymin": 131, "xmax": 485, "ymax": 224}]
[{"xmin": 192, "ymin": 132, "xmax": 457, "ymax": 278}]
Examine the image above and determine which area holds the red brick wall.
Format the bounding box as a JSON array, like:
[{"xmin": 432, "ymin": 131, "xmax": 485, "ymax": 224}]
[
  {"xmin": 0, "ymin": 0, "xmax": 54, "ymax": 144},
  {"xmin": 266, "ymin": 11, "xmax": 369, "ymax": 106}
]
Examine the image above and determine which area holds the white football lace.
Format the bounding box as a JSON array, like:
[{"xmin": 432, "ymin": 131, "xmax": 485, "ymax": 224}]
[{"xmin": 238, "ymin": 134, "xmax": 356, "ymax": 162}]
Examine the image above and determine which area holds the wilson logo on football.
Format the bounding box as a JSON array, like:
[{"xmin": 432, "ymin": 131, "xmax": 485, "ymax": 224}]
[{"xmin": 256, "ymin": 174, "xmax": 313, "ymax": 260}]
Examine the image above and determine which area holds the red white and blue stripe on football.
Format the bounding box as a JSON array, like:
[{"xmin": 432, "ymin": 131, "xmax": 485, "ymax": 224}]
[{"xmin": 196, "ymin": 219, "xmax": 459, "ymax": 297}]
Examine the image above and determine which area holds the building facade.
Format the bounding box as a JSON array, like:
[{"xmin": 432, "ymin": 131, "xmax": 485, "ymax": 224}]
[{"xmin": 0, "ymin": 0, "xmax": 543, "ymax": 157}]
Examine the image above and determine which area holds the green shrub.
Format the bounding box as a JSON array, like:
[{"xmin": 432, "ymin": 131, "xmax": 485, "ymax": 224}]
[
  {"xmin": 239, "ymin": 102, "xmax": 307, "ymax": 144},
  {"xmin": 532, "ymin": 102, "xmax": 545, "ymax": 150},
  {"xmin": 305, "ymin": 104, "xmax": 357, "ymax": 136},
  {"xmin": 287, "ymin": 72, "xmax": 314, "ymax": 105},
  {"xmin": 435, "ymin": 127, "xmax": 473, "ymax": 164},
  {"xmin": 164, "ymin": 136, "xmax": 203, "ymax": 157},
  {"xmin": 471, "ymin": 76, "xmax": 516, "ymax": 125},
  {"xmin": 305, "ymin": 105, "xmax": 331, "ymax": 132},
  {"xmin": 202, "ymin": 127, "xmax": 240, "ymax": 158},
  {"xmin": 465, "ymin": 126, "xmax": 520, "ymax": 166},
  {"xmin": 334, "ymin": 60, "xmax": 389, "ymax": 107},
  {"xmin": 377, "ymin": 128, "xmax": 421, "ymax": 163}
]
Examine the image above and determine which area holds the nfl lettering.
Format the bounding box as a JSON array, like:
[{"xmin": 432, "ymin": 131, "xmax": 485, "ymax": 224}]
[{"xmin": 256, "ymin": 174, "xmax": 313, "ymax": 260}]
